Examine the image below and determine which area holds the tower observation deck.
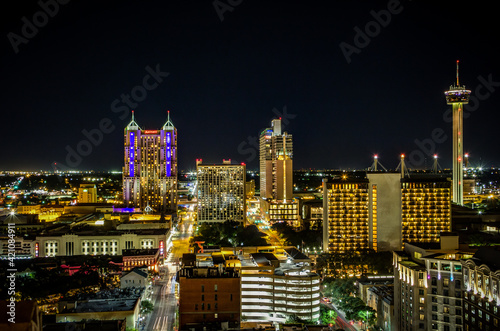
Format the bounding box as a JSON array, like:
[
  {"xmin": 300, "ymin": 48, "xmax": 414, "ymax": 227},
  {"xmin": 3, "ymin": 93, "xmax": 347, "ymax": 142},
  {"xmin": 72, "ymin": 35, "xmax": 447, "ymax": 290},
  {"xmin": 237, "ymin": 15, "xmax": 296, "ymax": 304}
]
[{"xmin": 444, "ymin": 61, "xmax": 471, "ymax": 205}]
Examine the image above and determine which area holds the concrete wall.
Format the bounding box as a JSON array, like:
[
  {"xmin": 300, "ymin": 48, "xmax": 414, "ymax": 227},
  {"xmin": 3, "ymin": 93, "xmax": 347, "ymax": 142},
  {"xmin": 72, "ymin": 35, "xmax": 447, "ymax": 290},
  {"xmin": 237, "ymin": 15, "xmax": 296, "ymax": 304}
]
[{"xmin": 367, "ymin": 173, "xmax": 402, "ymax": 251}]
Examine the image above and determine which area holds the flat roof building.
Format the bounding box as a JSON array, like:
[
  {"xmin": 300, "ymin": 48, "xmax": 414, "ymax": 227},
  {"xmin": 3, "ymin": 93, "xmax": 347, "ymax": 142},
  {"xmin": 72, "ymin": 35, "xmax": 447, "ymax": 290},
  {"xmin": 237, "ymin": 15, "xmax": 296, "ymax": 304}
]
[{"xmin": 196, "ymin": 161, "xmax": 246, "ymax": 225}]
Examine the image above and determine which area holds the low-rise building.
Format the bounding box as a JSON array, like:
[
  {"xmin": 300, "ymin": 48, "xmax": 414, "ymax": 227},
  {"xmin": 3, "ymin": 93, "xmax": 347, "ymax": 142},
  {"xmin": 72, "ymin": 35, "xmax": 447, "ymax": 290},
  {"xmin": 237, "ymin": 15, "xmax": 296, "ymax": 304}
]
[
  {"xmin": 240, "ymin": 265, "xmax": 320, "ymax": 323},
  {"xmin": 366, "ymin": 285, "xmax": 394, "ymax": 331},
  {"xmin": 121, "ymin": 268, "xmax": 149, "ymax": 288},
  {"xmin": 57, "ymin": 288, "xmax": 144, "ymax": 328},
  {"xmin": 178, "ymin": 266, "xmax": 241, "ymax": 330},
  {"xmin": 122, "ymin": 248, "xmax": 160, "ymax": 272}
]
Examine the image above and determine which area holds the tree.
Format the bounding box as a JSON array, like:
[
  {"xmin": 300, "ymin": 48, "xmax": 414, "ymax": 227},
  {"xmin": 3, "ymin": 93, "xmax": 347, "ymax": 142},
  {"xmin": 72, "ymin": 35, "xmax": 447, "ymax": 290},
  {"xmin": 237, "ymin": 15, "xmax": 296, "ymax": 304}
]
[
  {"xmin": 357, "ymin": 307, "xmax": 376, "ymax": 326},
  {"xmin": 140, "ymin": 300, "xmax": 154, "ymax": 315},
  {"xmin": 285, "ymin": 314, "xmax": 314, "ymax": 325},
  {"xmin": 320, "ymin": 304, "xmax": 337, "ymax": 325}
]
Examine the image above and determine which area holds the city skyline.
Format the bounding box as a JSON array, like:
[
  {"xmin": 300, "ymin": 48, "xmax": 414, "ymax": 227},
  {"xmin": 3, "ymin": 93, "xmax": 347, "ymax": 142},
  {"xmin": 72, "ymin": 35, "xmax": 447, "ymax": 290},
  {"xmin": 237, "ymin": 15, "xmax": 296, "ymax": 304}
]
[{"xmin": 1, "ymin": 1, "xmax": 500, "ymax": 172}]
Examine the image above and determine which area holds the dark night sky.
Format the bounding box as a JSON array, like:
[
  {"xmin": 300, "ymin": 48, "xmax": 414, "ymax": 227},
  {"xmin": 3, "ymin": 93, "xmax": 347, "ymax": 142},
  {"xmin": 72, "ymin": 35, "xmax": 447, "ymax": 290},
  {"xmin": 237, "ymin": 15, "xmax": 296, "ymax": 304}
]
[{"xmin": 1, "ymin": 1, "xmax": 499, "ymax": 171}]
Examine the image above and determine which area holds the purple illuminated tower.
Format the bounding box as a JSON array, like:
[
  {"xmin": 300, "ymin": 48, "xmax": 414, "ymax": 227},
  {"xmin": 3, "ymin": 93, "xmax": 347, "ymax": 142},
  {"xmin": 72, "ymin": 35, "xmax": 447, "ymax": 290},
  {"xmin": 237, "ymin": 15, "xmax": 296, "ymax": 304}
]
[{"xmin": 123, "ymin": 111, "xmax": 178, "ymax": 213}]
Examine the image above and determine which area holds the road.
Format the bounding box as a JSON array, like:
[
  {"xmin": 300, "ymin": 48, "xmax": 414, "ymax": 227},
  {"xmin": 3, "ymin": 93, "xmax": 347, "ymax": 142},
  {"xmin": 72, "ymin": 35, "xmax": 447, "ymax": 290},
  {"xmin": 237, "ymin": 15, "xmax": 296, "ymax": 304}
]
[
  {"xmin": 321, "ymin": 299, "xmax": 362, "ymax": 331},
  {"xmin": 143, "ymin": 216, "xmax": 194, "ymax": 331},
  {"xmin": 247, "ymin": 212, "xmax": 283, "ymax": 246}
]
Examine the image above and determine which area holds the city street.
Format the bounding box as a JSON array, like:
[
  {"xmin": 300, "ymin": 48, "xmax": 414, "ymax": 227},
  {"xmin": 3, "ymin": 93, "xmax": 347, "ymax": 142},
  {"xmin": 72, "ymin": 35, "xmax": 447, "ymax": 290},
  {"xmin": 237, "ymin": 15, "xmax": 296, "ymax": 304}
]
[{"xmin": 144, "ymin": 216, "xmax": 194, "ymax": 331}]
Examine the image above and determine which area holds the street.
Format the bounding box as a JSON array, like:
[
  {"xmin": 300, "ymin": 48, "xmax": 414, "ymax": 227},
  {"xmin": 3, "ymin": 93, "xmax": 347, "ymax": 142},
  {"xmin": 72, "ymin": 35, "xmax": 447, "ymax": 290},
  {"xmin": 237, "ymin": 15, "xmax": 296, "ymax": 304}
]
[{"xmin": 143, "ymin": 215, "xmax": 194, "ymax": 331}]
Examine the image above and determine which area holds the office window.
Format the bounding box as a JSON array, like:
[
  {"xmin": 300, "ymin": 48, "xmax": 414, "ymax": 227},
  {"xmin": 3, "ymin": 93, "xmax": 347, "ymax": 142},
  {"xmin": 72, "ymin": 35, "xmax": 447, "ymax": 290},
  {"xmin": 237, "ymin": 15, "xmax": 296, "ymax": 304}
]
[
  {"xmin": 208, "ymin": 304, "xmax": 211, "ymax": 310},
  {"xmin": 201, "ymin": 285, "xmax": 204, "ymax": 292},
  {"xmin": 215, "ymin": 284, "xmax": 218, "ymax": 292},
  {"xmin": 202, "ymin": 294, "xmax": 204, "ymax": 301},
  {"xmin": 195, "ymin": 304, "xmax": 198, "ymax": 310},
  {"xmin": 202, "ymin": 303, "xmax": 204, "ymax": 310},
  {"xmin": 215, "ymin": 294, "xmax": 218, "ymax": 301}
]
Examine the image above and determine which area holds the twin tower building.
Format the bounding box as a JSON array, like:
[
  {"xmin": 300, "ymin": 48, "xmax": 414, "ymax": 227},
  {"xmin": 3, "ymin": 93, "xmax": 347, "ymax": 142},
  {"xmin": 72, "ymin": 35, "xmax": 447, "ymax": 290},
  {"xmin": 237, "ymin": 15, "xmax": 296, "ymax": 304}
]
[
  {"xmin": 121, "ymin": 112, "xmax": 296, "ymax": 225},
  {"xmin": 122, "ymin": 111, "xmax": 177, "ymax": 214}
]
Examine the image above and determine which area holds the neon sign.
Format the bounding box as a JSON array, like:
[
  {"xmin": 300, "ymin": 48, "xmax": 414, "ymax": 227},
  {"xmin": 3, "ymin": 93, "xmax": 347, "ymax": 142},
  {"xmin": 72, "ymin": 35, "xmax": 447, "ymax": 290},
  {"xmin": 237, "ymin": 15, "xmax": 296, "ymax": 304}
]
[
  {"xmin": 144, "ymin": 130, "xmax": 158, "ymax": 134},
  {"xmin": 159, "ymin": 240, "xmax": 164, "ymax": 256}
]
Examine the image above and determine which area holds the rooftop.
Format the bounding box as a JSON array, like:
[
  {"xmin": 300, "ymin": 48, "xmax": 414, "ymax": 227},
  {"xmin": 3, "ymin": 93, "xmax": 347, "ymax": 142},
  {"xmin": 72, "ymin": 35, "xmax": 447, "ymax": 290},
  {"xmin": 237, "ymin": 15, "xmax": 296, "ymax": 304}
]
[
  {"xmin": 178, "ymin": 266, "xmax": 240, "ymax": 278},
  {"xmin": 469, "ymin": 246, "xmax": 500, "ymax": 271},
  {"xmin": 284, "ymin": 247, "xmax": 310, "ymax": 261},
  {"xmin": 122, "ymin": 248, "xmax": 159, "ymax": 257},
  {"xmin": 368, "ymin": 285, "xmax": 394, "ymax": 305},
  {"xmin": 60, "ymin": 287, "xmax": 143, "ymax": 313}
]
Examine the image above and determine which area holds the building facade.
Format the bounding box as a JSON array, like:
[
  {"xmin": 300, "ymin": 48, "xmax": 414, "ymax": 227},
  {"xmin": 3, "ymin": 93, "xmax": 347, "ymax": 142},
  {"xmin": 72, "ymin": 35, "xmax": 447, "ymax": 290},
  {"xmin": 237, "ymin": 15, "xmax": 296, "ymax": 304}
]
[
  {"xmin": 240, "ymin": 266, "xmax": 321, "ymax": 323},
  {"xmin": 393, "ymin": 236, "xmax": 474, "ymax": 331},
  {"xmin": 323, "ymin": 174, "xmax": 452, "ymax": 253},
  {"xmin": 78, "ymin": 184, "xmax": 97, "ymax": 203},
  {"xmin": 178, "ymin": 266, "xmax": 241, "ymax": 330},
  {"xmin": 401, "ymin": 178, "xmax": 452, "ymax": 245},
  {"xmin": 322, "ymin": 179, "xmax": 370, "ymax": 253},
  {"xmin": 196, "ymin": 161, "xmax": 246, "ymax": 224},
  {"xmin": 259, "ymin": 118, "xmax": 297, "ymax": 225},
  {"xmin": 3, "ymin": 229, "xmax": 171, "ymax": 258},
  {"xmin": 461, "ymin": 247, "xmax": 500, "ymax": 331},
  {"xmin": 123, "ymin": 111, "xmax": 177, "ymax": 213}
]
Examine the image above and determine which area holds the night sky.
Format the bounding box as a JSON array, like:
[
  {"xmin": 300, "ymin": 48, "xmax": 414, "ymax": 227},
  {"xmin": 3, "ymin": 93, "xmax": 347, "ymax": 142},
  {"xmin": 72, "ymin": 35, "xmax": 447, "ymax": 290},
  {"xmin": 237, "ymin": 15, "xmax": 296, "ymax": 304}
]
[{"xmin": 1, "ymin": 1, "xmax": 499, "ymax": 171}]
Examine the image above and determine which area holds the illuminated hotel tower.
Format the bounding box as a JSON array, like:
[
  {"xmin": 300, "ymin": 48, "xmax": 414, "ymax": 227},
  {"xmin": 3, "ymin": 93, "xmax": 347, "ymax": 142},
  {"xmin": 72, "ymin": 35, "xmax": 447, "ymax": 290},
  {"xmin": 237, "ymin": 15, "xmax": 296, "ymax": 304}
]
[
  {"xmin": 444, "ymin": 61, "xmax": 471, "ymax": 205},
  {"xmin": 123, "ymin": 111, "xmax": 177, "ymax": 213},
  {"xmin": 259, "ymin": 118, "xmax": 293, "ymax": 200},
  {"xmin": 259, "ymin": 118, "xmax": 298, "ymax": 225}
]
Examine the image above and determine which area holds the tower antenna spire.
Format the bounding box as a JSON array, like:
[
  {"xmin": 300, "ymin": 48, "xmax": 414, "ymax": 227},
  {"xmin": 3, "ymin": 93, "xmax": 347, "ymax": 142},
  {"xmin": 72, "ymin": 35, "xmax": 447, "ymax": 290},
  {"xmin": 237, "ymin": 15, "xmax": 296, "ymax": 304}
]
[
  {"xmin": 131, "ymin": 110, "xmax": 135, "ymax": 121},
  {"xmin": 456, "ymin": 60, "xmax": 459, "ymax": 86}
]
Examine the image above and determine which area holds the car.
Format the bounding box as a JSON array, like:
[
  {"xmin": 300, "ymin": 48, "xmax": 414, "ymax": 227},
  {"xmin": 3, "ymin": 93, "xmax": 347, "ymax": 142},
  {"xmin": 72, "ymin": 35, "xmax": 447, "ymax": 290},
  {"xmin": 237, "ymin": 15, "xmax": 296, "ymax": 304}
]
[{"xmin": 322, "ymin": 297, "xmax": 331, "ymax": 303}]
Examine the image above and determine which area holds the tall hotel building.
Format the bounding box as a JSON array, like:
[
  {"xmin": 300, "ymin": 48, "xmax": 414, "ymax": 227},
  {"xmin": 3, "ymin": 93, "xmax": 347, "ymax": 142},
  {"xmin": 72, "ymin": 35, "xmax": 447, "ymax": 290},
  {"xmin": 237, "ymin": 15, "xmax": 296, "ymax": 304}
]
[
  {"xmin": 196, "ymin": 160, "xmax": 246, "ymax": 225},
  {"xmin": 123, "ymin": 111, "xmax": 177, "ymax": 214},
  {"xmin": 259, "ymin": 118, "xmax": 298, "ymax": 225},
  {"xmin": 323, "ymin": 173, "xmax": 451, "ymax": 253}
]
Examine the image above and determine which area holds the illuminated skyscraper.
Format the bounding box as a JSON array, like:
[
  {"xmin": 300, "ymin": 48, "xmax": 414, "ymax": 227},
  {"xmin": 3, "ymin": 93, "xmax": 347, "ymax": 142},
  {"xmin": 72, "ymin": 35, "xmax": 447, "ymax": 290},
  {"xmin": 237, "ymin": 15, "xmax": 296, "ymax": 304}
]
[
  {"xmin": 196, "ymin": 160, "xmax": 246, "ymax": 224},
  {"xmin": 259, "ymin": 118, "xmax": 293, "ymax": 201},
  {"xmin": 444, "ymin": 61, "xmax": 471, "ymax": 205},
  {"xmin": 123, "ymin": 111, "xmax": 177, "ymax": 213},
  {"xmin": 259, "ymin": 119, "xmax": 297, "ymax": 225},
  {"xmin": 322, "ymin": 173, "xmax": 451, "ymax": 253}
]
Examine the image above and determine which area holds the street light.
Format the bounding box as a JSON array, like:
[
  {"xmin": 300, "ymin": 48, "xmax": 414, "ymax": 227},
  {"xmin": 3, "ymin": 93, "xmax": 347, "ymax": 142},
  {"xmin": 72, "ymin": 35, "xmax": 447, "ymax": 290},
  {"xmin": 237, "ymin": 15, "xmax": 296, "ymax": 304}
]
[{"xmin": 364, "ymin": 310, "xmax": 370, "ymax": 331}]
